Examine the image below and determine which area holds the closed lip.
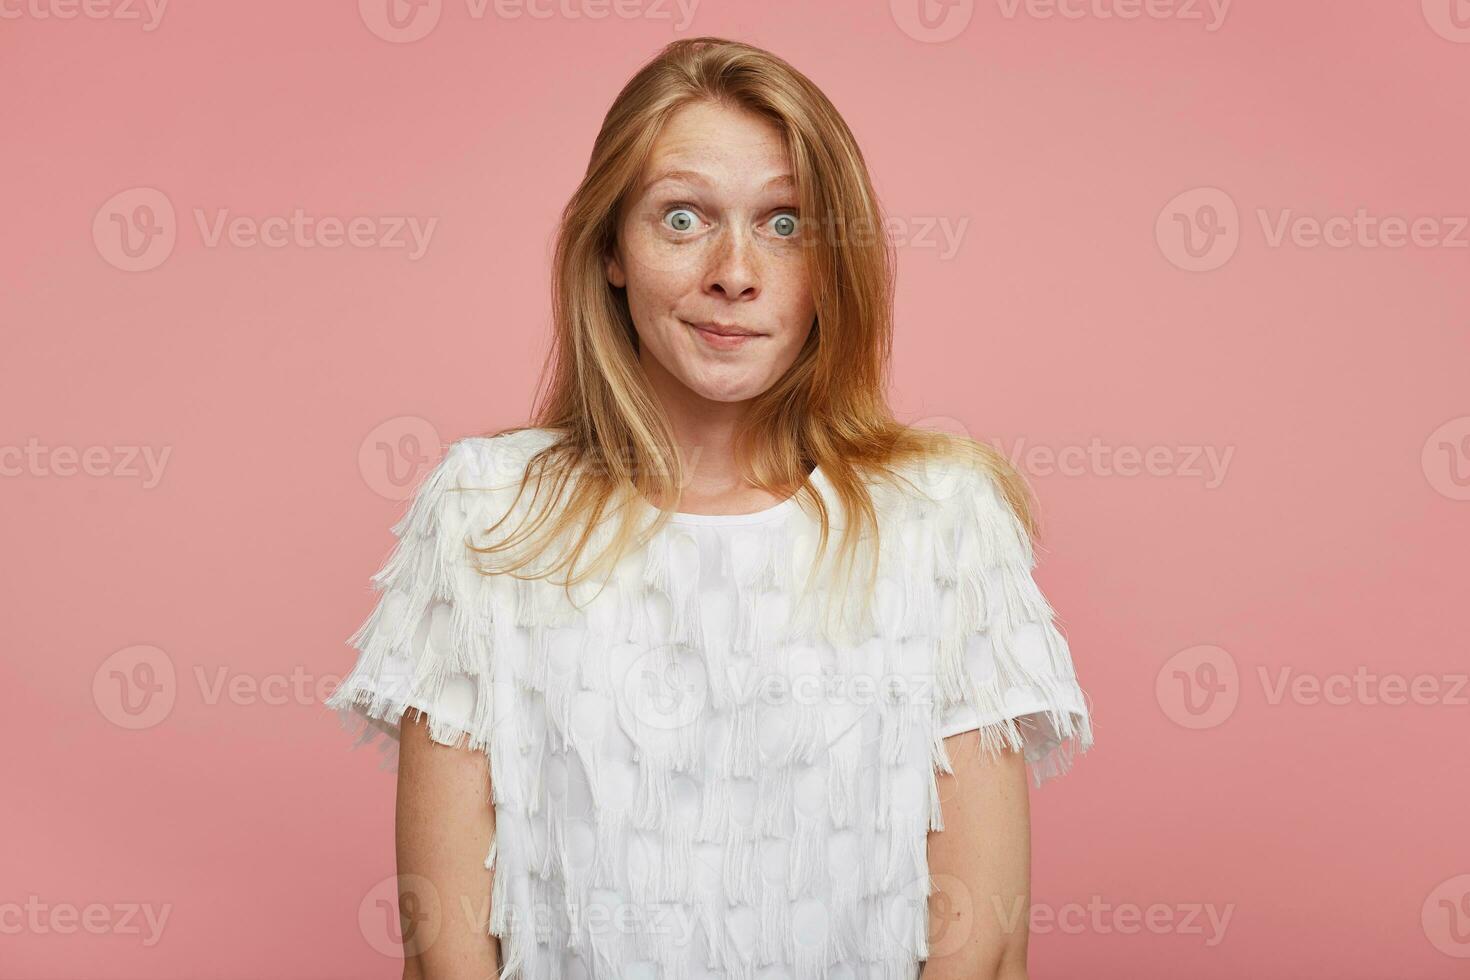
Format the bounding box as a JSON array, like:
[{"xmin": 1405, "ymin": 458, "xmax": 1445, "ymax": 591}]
[{"xmin": 684, "ymin": 320, "xmax": 763, "ymax": 337}]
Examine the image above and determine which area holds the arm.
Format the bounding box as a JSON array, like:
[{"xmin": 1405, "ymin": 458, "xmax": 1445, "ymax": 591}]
[
  {"xmin": 323, "ymin": 439, "xmax": 512, "ymax": 979},
  {"xmin": 923, "ymin": 728, "xmax": 1032, "ymax": 980},
  {"xmin": 396, "ymin": 710, "xmax": 501, "ymax": 980}
]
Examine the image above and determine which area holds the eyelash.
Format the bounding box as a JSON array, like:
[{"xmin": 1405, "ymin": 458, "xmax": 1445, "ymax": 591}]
[{"xmin": 660, "ymin": 202, "xmax": 800, "ymax": 236}]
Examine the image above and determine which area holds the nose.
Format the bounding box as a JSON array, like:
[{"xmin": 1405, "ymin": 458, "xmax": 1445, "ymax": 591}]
[{"xmin": 702, "ymin": 224, "xmax": 760, "ymax": 301}]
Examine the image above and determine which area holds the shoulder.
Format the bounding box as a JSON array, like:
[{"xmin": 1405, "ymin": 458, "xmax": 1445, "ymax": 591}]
[
  {"xmin": 433, "ymin": 426, "xmax": 562, "ymax": 488},
  {"xmin": 889, "ymin": 439, "xmax": 1023, "ymax": 513},
  {"xmin": 393, "ymin": 426, "xmax": 561, "ymax": 536},
  {"xmin": 887, "ymin": 439, "xmax": 1037, "ymax": 562}
]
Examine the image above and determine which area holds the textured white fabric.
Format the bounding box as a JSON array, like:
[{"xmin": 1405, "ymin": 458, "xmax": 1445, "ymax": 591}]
[{"xmin": 324, "ymin": 427, "xmax": 1093, "ymax": 980}]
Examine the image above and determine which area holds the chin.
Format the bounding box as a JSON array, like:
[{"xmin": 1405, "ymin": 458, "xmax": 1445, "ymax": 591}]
[
  {"xmin": 688, "ymin": 384, "xmax": 763, "ymax": 404},
  {"xmin": 681, "ymin": 370, "xmax": 768, "ymax": 403}
]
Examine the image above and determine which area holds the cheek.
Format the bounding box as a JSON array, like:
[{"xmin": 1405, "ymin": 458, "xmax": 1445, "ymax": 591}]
[
  {"xmin": 769, "ymin": 261, "xmax": 817, "ymax": 327},
  {"xmin": 625, "ymin": 278, "xmax": 687, "ymax": 337},
  {"xmin": 621, "ymin": 218, "xmax": 706, "ymax": 283},
  {"xmin": 623, "ymin": 250, "xmax": 704, "ymax": 316}
]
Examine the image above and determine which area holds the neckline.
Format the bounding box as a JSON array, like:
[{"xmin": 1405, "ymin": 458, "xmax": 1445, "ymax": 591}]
[{"xmin": 664, "ymin": 464, "xmax": 822, "ymax": 526}]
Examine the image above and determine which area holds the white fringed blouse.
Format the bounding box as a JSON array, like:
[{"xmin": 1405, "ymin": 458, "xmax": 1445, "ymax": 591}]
[{"xmin": 324, "ymin": 427, "xmax": 1093, "ymax": 980}]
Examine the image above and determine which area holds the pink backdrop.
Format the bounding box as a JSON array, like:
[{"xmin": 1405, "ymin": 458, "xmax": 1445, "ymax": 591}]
[{"xmin": 3, "ymin": 1, "xmax": 1468, "ymax": 977}]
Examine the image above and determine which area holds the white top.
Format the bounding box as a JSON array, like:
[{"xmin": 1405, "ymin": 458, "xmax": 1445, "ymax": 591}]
[{"xmin": 324, "ymin": 427, "xmax": 1093, "ymax": 980}]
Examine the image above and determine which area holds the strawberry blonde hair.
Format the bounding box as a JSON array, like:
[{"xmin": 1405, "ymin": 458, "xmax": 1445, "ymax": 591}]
[{"xmin": 475, "ymin": 36, "xmax": 1036, "ymax": 611}]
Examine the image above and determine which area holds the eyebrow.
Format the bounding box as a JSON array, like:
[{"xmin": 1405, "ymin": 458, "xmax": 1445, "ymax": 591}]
[{"xmin": 641, "ymin": 169, "xmax": 795, "ymax": 194}]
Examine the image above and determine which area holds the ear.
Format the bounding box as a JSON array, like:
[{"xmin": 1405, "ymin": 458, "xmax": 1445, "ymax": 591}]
[{"xmin": 605, "ymin": 244, "xmax": 626, "ymax": 289}]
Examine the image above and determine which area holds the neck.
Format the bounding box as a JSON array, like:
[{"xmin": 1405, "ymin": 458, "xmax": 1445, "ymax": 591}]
[{"xmin": 637, "ymin": 345, "xmax": 764, "ymax": 505}]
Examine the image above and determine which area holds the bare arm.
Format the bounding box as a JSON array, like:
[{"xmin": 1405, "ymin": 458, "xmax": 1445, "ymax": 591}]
[
  {"xmin": 396, "ymin": 710, "xmax": 501, "ymax": 980},
  {"xmin": 922, "ymin": 729, "xmax": 1032, "ymax": 980}
]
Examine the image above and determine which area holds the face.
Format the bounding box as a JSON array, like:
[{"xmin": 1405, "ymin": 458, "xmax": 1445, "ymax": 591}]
[{"xmin": 606, "ymin": 100, "xmax": 816, "ymax": 406}]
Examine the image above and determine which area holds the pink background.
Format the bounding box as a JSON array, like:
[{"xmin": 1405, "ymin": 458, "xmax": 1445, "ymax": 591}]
[{"xmin": 3, "ymin": 1, "xmax": 1468, "ymax": 977}]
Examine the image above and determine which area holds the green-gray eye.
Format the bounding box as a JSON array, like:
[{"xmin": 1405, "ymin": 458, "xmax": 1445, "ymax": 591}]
[
  {"xmin": 771, "ymin": 212, "xmax": 799, "ymax": 238},
  {"xmin": 664, "ymin": 208, "xmax": 697, "ymax": 232}
]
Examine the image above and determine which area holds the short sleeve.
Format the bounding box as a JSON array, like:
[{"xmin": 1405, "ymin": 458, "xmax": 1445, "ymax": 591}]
[
  {"xmin": 322, "ymin": 438, "xmax": 500, "ymax": 769},
  {"xmin": 931, "ymin": 460, "xmax": 1094, "ymax": 787}
]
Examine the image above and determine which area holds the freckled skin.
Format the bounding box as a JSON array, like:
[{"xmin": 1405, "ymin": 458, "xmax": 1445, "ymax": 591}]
[{"xmin": 606, "ymin": 100, "xmax": 817, "ymax": 407}]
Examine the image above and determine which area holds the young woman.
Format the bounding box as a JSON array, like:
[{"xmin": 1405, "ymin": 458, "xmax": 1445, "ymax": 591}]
[{"xmin": 326, "ymin": 36, "xmax": 1093, "ymax": 980}]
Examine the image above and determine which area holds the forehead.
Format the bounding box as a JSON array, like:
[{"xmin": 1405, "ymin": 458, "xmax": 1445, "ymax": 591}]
[{"xmin": 638, "ymin": 101, "xmax": 793, "ymax": 194}]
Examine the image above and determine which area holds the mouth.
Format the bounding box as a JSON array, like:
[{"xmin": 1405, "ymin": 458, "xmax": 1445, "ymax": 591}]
[{"xmin": 683, "ymin": 320, "xmax": 765, "ymax": 348}]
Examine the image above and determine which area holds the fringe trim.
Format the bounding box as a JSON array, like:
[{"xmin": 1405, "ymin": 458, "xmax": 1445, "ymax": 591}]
[
  {"xmin": 322, "ymin": 429, "xmax": 1094, "ymax": 979},
  {"xmin": 926, "ymin": 459, "xmax": 1095, "ymax": 805}
]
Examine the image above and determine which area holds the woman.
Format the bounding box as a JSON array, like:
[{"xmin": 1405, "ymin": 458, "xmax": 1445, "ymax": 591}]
[{"xmin": 326, "ymin": 36, "xmax": 1093, "ymax": 980}]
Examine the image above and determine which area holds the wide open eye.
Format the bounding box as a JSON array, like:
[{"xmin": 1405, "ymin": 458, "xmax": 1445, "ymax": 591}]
[
  {"xmin": 770, "ymin": 211, "xmax": 800, "ymax": 238},
  {"xmin": 663, "ymin": 207, "xmax": 698, "ymax": 233}
]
